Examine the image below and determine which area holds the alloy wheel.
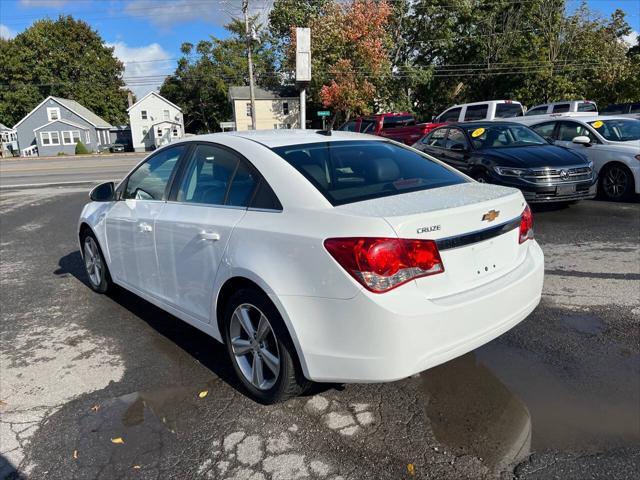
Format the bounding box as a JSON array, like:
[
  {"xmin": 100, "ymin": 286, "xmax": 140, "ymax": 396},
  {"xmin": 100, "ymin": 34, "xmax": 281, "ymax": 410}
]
[
  {"xmin": 83, "ymin": 237, "xmax": 103, "ymax": 287},
  {"xmin": 602, "ymin": 166, "xmax": 629, "ymax": 200},
  {"xmin": 229, "ymin": 303, "xmax": 280, "ymax": 390}
]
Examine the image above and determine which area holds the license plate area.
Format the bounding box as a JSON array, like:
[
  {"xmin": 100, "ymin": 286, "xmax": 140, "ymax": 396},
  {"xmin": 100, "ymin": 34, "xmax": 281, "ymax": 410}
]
[
  {"xmin": 556, "ymin": 184, "xmax": 576, "ymax": 195},
  {"xmin": 472, "ymin": 240, "xmax": 499, "ymax": 277}
]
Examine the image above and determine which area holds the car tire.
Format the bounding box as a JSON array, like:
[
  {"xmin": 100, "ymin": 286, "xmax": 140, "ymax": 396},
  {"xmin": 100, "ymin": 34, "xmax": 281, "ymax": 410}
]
[
  {"xmin": 473, "ymin": 170, "xmax": 491, "ymax": 183},
  {"xmin": 599, "ymin": 163, "xmax": 634, "ymax": 201},
  {"xmin": 222, "ymin": 287, "xmax": 311, "ymax": 404},
  {"xmin": 80, "ymin": 230, "xmax": 112, "ymax": 293}
]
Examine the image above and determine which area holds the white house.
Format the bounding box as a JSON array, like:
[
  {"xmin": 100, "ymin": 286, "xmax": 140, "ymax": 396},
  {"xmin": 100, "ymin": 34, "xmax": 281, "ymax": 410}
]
[
  {"xmin": 128, "ymin": 92, "xmax": 184, "ymax": 152},
  {"xmin": 228, "ymin": 86, "xmax": 300, "ymax": 131}
]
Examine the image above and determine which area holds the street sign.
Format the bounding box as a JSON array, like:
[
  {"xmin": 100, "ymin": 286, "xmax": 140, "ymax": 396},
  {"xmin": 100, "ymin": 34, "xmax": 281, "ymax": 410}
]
[{"xmin": 317, "ymin": 111, "xmax": 331, "ymax": 117}]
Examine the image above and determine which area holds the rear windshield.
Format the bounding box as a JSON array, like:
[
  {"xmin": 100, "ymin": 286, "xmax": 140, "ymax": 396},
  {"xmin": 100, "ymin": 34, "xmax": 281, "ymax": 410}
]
[{"xmin": 271, "ymin": 140, "xmax": 467, "ymax": 206}]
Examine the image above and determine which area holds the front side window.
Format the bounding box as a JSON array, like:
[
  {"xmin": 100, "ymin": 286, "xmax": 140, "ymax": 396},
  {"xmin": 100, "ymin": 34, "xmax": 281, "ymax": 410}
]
[
  {"xmin": 525, "ymin": 106, "xmax": 547, "ymax": 116},
  {"xmin": 495, "ymin": 103, "xmax": 523, "ymax": 118},
  {"xmin": 422, "ymin": 128, "xmax": 447, "ymax": 148},
  {"xmin": 438, "ymin": 107, "xmax": 461, "ymax": 123},
  {"xmin": 124, "ymin": 145, "xmax": 185, "ymax": 200},
  {"xmin": 557, "ymin": 122, "xmax": 597, "ymax": 142},
  {"xmin": 177, "ymin": 144, "xmax": 258, "ymax": 207},
  {"xmin": 272, "ymin": 140, "xmax": 466, "ymax": 206},
  {"xmin": 463, "ymin": 124, "xmax": 547, "ymax": 149},
  {"xmin": 463, "ymin": 104, "xmax": 488, "ymax": 121},
  {"xmin": 590, "ymin": 119, "xmax": 640, "ymax": 142}
]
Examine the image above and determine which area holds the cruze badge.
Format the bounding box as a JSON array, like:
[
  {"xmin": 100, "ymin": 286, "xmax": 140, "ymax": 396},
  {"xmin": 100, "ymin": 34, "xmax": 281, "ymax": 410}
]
[
  {"xmin": 417, "ymin": 225, "xmax": 441, "ymax": 234},
  {"xmin": 482, "ymin": 209, "xmax": 500, "ymax": 222}
]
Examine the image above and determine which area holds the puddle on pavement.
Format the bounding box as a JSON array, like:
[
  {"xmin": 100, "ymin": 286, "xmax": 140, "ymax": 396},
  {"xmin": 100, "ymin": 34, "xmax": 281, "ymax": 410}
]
[{"xmin": 420, "ymin": 338, "xmax": 640, "ymax": 471}]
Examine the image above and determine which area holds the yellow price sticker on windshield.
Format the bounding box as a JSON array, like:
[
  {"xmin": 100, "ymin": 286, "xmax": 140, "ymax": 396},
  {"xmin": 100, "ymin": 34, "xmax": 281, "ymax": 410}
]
[
  {"xmin": 471, "ymin": 127, "xmax": 485, "ymax": 138},
  {"xmin": 592, "ymin": 120, "xmax": 603, "ymax": 129}
]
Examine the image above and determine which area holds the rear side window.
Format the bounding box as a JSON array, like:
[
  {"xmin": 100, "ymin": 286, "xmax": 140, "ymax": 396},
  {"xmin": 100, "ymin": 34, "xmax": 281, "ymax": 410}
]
[
  {"xmin": 421, "ymin": 128, "xmax": 447, "ymax": 147},
  {"xmin": 271, "ymin": 140, "xmax": 466, "ymax": 206},
  {"xmin": 250, "ymin": 179, "xmax": 282, "ymax": 210},
  {"xmin": 495, "ymin": 103, "xmax": 523, "ymax": 118},
  {"xmin": 526, "ymin": 106, "xmax": 548, "ymax": 116},
  {"xmin": 552, "ymin": 104, "xmax": 570, "ymax": 113},
  {"xmin": 602, "ymin": 104, "xmax": 626, "ymax": 114},
  {"xmin": 578, "ymin": 102, "xmax": 597, "ymax": 112},
  {"xmin": 439, "ymin": 107, "xmax": 461, "ymax": 122},
  {"xmin": 630, "ymin": 104, "xmax": 640, "ymax": 114},
  {"xmin": 464, "ymin": 104, "xmax": 488, "ymax": 121},
  {"xmin": 177, "ymin": 144, "xmax": 257, "ymax": 207},
  {"xmin": 531, "ymin": 122, "xmax": 556, "ymax": 139},
  {"xmin": 341, "ymin": 121, "xmax": 358, "ymax": 132}
]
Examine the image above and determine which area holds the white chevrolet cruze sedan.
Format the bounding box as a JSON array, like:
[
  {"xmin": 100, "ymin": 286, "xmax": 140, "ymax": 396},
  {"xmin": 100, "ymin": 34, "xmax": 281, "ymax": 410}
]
[{"xmin": 78, "ymin": 130, "xmax": 544, "ymax": 403}]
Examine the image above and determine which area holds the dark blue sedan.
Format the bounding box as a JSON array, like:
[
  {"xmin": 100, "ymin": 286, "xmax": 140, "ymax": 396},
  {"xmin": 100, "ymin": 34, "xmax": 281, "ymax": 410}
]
[{"xmin": 413, "ymin": 122, "xmax": 597, "ymax": 203}]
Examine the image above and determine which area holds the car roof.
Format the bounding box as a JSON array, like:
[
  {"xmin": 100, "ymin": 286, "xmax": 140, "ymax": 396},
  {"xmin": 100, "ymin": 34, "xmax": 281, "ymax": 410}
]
[
  {"xmin": 182, "ymin": 129, "xmax": 383, "ymax": 148},
  {"xmin": 519, "ymin": 114, "xmax": 630, "ymax": 123},
  {"xmin": 436, "ymin": 121, "xmax": 524, "ymax": 128},
  {"xmin": 448, "ymin": 100, "xmax": 522, "ymax": 108}
]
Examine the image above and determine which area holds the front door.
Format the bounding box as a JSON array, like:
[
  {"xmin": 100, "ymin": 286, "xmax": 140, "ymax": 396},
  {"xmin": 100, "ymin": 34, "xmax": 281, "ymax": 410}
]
[
  {"xmin": 553, "ymin": 121, "xmax": 602, "ymax": 171},
  {"xmin": 441, "ymin": 127, "xmax": 471, "ymax": 173},
  {"xmin": 105, "ymin": 144, "xmax": 186, "ymax": 298},
  {"xmin": 155, "ymin": 143, "xmax": 259, "ymax": 323}
]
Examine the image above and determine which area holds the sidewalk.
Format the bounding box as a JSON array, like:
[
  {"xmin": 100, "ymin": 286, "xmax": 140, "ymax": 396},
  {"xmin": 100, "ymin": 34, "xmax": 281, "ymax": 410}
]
[{"xmin": 0, "ymin": 152, "xmax": 143, "ymax": 162}]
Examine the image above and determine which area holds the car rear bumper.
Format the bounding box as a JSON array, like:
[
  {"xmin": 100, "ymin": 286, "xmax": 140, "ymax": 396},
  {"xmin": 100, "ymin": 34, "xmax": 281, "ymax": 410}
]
[{"xmin": 273, "ymin": 240, "xmax": 544, "ymax": 383}]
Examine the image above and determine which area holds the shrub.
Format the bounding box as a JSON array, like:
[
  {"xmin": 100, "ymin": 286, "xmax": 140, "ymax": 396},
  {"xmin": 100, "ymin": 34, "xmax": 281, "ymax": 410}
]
[{"xmin": 75, "ymin": 141, "xmax": 90, "ymax": 154}]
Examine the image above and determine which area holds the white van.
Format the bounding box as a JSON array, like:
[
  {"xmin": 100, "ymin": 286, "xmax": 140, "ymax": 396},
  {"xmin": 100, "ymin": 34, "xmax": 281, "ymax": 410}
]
[
  {"xmin": 525, "ymin": 100, "xmax": 597, "ymax": 116},
  {"xmin": 434, "ymin": 100, "xmax": 524, "ymax": 123}
]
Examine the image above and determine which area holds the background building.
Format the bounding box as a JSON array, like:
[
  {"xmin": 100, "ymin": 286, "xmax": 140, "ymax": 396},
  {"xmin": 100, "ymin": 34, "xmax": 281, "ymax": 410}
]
[
  {"xmin": 228, "ymin": 86, "xmax": 300, "ymax": 131},
  {"xmin": 128, "ymin": 92, "xmax": 185, "ymax": 152}
]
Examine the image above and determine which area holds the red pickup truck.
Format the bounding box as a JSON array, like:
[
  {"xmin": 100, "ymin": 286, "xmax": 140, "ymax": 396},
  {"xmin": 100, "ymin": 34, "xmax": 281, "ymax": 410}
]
[{"xmin": 339, "ymin": 112, "xmax": 441, "ymax": 145}]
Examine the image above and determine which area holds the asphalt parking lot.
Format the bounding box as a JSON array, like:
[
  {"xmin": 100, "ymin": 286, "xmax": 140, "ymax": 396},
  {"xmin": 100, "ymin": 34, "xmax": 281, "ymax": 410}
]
[{"xmin": 1, "ymin": 187, "xmax": 638, "ymax": 480}]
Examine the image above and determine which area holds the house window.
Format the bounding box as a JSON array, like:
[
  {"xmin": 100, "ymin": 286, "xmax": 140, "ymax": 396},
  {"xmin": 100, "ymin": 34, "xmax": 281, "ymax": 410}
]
[
  {"xmin": 47, "ymin": 108, "xmax": 60, "ymax": 121},
  {"xmin": 172, "ymin": 127, "xmax": 179, "ymax": 136},
  {"xmin": 40, "ymin": 131, "xmax": 60, "ymax": 145},
  {"xmin": 157, "ymin": 128, "xmax": 162, "ymax": 137},
  {"xmin": 141, "ymin": 110, "xmax": 148, "ymax": 120},
  {"xmin": 72, "ymin": 131, "xmax": 81, "ymax": 144},
  {"xmin": 163, "ymin": 110, "xmax": 170, "ymax": 120},
  {"xmin": 283, "ymin": 102, "xmax": 289, "ymax": 115},
  {"xmin": 62, "ymin": 131, "xmax": 72, "ymax": 145},
  {"xmin": 85, "ymin": 131, "xmax": 91, "ymax": 144},
  {"xmin": 246, "ymin": 103, "xmax": 252, "ymax": 117}
]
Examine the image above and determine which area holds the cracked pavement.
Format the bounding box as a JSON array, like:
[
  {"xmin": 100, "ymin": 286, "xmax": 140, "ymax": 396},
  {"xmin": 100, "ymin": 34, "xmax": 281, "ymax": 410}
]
[{"xmin": 0, "ymin": 187, "xmax": 638, "ymax": 479}]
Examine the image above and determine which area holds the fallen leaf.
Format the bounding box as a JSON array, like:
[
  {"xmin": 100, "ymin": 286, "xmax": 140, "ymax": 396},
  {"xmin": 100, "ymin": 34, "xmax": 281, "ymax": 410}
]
[
  {"xmin": 407, "ymin": 463, "xmax": 415, "ymax": 476},
  {"xmin": 111, "ymin": 437, "xmax": 125, "ymax": 445},
  {"xmin": 91, "ymin": 405, "xmax": 100, "ymax": 412},
  {"xmin": 73, "ymin": 450, "xmax": 78, "ymax": 460},
  {"xmin": 198, "ymin": 390, "xmax": 208, "ymax": 399}
]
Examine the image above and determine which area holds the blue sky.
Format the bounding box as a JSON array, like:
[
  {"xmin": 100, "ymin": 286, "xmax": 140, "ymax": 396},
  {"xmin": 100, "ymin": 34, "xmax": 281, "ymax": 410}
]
[{"xmin": 1, "ymin": 0, "xmax": 638, "ymax": 98}]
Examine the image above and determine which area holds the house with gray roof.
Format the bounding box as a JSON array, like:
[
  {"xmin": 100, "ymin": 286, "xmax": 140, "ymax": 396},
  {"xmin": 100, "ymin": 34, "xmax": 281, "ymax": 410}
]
[
  {"xmin": 13, "ymin": 96, "xmax": 113, "ymax": 156},
  {"xmin": 228, "ymin": 86, "xmax": 300, "ymax": 131}
]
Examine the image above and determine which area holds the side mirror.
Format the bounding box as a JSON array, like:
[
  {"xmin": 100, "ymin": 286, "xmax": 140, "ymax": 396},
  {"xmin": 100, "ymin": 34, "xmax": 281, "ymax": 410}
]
[
  {"xmin": 572, "ymin": 135, "xmax": 591, "ymax": 146},
  {"xmin": 89, "ymin": 181, "xmax": 115, "ymax": 202},
  {"xmin": 450, "ymin": 143, "xmax": 468, "ymax": 152}
]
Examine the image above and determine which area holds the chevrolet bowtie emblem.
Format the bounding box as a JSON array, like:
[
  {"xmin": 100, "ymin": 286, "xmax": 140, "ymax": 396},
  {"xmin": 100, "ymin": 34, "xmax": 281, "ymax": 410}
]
[{"xmin": 482, "ymin": 209, "xmax": 500, "ymax": 222}]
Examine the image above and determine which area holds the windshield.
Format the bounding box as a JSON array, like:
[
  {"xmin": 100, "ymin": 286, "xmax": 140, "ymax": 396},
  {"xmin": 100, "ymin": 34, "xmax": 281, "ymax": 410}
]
[
  {"xmin": 590, "ymin": 119, "xmax": 640, "ymax": 142},
  {"xmin": 462, "ymin": 124, "xmax": 548, "ymax": 149},
  {"xmin": 271, "ymin": 140, "xmax": 467, "ymax": 206}
]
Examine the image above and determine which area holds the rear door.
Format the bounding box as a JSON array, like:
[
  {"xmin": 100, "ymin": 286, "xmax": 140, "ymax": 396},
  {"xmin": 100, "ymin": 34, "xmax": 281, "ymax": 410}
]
[{"xmin": 154, "ymin": 143, "xmax": 259, "ymax": 323}]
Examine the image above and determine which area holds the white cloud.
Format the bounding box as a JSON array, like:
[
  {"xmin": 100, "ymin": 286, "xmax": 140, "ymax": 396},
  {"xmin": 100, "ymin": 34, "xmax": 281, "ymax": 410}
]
[
  {"xmin": 622, "ymin": 30, "xmax": 638, "ymax": 47},
  {"xmin": 0, "ymin": 24, "xmax": 17, "ymax": 39},
  {"xmin": 108, "ymin": 41, "xmax": 173, "ymax": 98}
]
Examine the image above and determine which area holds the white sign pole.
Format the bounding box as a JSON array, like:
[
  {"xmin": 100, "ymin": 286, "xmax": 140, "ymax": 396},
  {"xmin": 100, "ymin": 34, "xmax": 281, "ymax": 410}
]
[{"xmin": 295, "ymin": 28, "xmax": 311, "ymax": 130}]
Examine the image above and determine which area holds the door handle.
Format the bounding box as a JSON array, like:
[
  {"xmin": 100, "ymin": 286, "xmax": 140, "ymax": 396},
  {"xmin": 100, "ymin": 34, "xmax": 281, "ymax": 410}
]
[
  {"xmin": 199, "ymin": 230, "xmax": 220, "ymax": 241},
  {"xmin": 138, "ymin": 222, "xmax": 153, "ymax": 233}
]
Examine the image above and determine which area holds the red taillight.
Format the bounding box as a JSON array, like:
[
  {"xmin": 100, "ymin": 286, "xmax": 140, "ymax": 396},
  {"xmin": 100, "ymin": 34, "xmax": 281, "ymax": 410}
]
[
  {"xmin": 519, "ymin": 205, "xmax": 534, "ymax": 244},
  {"xmin": 324, "ymin": 237, "xmax": 444, "ymax": 293}
]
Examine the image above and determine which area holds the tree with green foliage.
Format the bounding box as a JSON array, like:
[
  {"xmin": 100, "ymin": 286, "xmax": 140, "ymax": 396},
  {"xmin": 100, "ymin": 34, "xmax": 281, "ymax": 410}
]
[
  {"xmin": 160, "ymin": 18, "xmax": 277, "ymax": 133},
  {"xmin": 0, "ymin": 16, "xmax": 128, "ymax": 126}
]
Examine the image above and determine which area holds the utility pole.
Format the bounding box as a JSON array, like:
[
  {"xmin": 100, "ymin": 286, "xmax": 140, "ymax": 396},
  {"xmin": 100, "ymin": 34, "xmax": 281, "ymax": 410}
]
[{"xmin": 242, "ymin": 0, "xmax": 257, "ymax": 130}]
